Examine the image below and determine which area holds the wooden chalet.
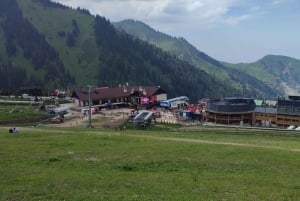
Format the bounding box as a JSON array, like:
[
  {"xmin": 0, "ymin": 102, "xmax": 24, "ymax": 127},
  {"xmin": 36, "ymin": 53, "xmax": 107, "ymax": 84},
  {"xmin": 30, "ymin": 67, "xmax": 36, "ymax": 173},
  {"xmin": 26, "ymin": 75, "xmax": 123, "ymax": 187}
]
[{"xmin": 71, "ymin": 86, "xmax": 167, "ymax": 108}]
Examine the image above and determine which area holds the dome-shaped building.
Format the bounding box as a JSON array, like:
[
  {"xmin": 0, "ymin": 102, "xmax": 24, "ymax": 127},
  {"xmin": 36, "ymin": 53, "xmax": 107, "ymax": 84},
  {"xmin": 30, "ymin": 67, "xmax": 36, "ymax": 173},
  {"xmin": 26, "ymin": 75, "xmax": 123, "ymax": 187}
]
[{"xmin": 206, "ymin": 97, "xmax": 256, "ymax": 126}]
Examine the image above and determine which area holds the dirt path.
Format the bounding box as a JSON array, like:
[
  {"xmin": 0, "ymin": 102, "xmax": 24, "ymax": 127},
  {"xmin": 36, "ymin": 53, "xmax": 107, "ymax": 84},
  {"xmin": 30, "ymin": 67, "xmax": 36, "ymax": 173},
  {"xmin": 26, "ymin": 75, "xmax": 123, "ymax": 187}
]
[
  {"xmin": 2, "ymin": 125, "xmax": 299, "ymax": 152},
  {"xmin": 123, "ymin": 134, "xmax": 300, "ymax": 152},
  {"xmin": 46, "ymin": 108, "xmax": 131, "ymax": 128}
]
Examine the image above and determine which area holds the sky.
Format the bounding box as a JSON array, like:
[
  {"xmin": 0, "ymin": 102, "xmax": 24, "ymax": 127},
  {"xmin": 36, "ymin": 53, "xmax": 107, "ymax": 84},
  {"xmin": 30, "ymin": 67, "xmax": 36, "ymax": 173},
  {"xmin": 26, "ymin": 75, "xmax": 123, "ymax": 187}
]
[{"xmin": 53, "ymin": 0, "xmax": 300, "ymax": 63}]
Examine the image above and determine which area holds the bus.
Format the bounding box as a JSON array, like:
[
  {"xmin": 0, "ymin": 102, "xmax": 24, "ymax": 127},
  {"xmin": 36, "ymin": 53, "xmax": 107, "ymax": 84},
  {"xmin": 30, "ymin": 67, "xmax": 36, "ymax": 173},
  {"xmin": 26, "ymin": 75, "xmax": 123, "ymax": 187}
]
[{"xmin": 160, "ymin": 96, "xmax": 189, "ymax": 108}]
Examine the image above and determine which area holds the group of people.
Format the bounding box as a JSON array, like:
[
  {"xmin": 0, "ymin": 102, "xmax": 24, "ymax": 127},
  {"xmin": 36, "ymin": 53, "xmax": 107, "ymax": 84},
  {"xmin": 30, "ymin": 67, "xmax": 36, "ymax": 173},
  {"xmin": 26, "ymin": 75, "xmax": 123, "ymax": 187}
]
[{"xmin": 8, "ymin": 127, "xmax": 19, "ymax": 134}]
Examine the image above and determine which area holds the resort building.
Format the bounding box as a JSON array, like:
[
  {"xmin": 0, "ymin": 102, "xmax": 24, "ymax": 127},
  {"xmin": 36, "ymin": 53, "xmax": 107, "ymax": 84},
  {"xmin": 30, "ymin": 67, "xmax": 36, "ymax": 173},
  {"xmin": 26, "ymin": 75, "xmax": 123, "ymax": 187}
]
[
  {"xmin": 254, "ymin": 107, "xmax": 277, "ymax": 127},
  {"xmin": 276, "ymin": 96, "xmax": 300, "ymax": 127},
  {"xmin": 71, "ymin": 85, "xmax": 167, "ymax": 109},
  {"xmin": 205, "ymin": 98, "xmax": 256, "ymax": 126},
  {"xmin": 205, "ymin": 96, "xmax": 300, "ymax": 128}
]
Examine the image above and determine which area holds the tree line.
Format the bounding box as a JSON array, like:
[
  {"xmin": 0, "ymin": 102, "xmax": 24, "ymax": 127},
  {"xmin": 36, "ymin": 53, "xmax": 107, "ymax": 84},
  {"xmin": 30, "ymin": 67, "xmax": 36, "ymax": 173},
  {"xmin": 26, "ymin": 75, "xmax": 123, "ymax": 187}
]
[
  {"xmin": 93, "ymin": 16, "xmax": 237, "ymax": 101},
  {"xmin": 0, "ymin": 0, "xmax": 75, "ymax": 93},
  {"xmin": 0, "ymin": 0, "xmax": 240, "ymax": 101}
]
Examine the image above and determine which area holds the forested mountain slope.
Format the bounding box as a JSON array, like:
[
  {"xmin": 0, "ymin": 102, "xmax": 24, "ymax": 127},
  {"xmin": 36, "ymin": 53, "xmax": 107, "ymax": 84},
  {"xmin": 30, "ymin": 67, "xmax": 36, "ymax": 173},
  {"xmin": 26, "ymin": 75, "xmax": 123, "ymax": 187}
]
[
  {"xmin": 0, "ymin": 0, "xmax": 75, "ymax": 91},
  {"xmin": 0, "ymin": 0, "xmax": 241, "ymax": 101},
  {"xmin": 114, "ymin": 19, "xmax": 230, "ymax": 79},
  {"xmin": 114, "ymin": 19, "xmax": 290, "ymax": 98},
  {"xmin": 224, "ymin": 55, "xmax": 300, "ymax": 97}
]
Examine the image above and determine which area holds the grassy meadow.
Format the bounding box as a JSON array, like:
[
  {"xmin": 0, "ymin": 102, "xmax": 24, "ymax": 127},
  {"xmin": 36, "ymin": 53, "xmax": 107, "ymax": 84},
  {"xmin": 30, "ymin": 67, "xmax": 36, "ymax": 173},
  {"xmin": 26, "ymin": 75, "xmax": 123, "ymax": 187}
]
[
  {"xmin": 0, "ymin": 126, "xmax": 299, "ymax": 201},
  {"xmin": 0, "ymin": 105, "xmax": 45, "ymax": 121}
]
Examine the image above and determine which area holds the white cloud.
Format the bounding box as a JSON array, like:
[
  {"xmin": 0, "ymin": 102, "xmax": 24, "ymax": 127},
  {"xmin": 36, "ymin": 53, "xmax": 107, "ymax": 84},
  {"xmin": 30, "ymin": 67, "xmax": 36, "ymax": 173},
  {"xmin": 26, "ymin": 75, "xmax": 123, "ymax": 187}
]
[
  {"xmin": 271, "ymin": 0, "xmax": 286, "ymax": 5},
  {"xmin": 53, "ymin": 0, "xmax": 249, "ymax": 26},
  {"xmin": 224, "ymin": 14, "xmax": 251, "ymax": 25},
  {"xmin": 51, "ymin": 0, "xmax": 300, "ymax": 62},
  {"xmin": 186, "ymin": 1, "xmax": 203, "ymax": 12}
]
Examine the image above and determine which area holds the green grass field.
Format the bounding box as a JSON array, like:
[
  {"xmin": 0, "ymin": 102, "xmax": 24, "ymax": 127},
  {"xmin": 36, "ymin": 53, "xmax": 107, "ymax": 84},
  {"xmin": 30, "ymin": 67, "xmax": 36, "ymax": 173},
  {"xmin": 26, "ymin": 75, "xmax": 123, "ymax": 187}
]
[
  {"xmin": 0, "ymin": 126, "xmax": 299, "ymax": 201},
  {"xmin": 0, "ymin": 105, "xmax": 46, "ymax": 121}
]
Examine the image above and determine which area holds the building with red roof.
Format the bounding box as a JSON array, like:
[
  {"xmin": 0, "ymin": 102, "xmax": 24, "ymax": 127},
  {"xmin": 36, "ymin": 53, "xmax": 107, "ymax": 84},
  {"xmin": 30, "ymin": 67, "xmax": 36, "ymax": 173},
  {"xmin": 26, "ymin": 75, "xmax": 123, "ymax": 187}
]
[{"xmin": 71, "ymin": 85, "xmax": 167, "ymax": 108}]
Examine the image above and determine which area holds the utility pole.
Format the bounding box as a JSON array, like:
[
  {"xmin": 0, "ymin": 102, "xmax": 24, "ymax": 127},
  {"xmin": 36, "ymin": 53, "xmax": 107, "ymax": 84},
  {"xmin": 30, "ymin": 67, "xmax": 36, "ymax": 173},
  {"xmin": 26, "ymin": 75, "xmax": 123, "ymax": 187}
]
[
  {"xmin": 264, "ymin": 84, "xmax": 267, "ymax": 127},
  {"xmin": 87, "ymin": 85, "xmax": 92, "ymax": 128}
]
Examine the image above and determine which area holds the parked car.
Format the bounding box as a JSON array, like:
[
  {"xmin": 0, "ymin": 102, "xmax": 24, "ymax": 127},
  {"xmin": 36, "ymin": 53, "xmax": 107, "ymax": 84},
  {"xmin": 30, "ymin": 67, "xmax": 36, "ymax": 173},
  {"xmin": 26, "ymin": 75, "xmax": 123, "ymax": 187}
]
[{"xmin": 287, "ymin": 125, "xmax": 296, "ymax": 130}]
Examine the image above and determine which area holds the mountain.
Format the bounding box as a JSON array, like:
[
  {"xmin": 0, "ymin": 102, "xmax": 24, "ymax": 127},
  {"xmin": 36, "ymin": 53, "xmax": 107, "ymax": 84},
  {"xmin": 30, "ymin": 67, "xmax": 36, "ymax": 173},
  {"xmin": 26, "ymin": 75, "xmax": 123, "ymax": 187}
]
[
  {"xmin": 114, "ymin": 19, "xmax": 230, "ymax": 79},
  {"xmin": 0, "ymin": 0, "xmax": 241, "ymax": 102},
  {"xmin": 224, "ymin": 55, "xmax": 300, "ymax": 97},
  {"xmin": 114, "ymin": 19, "xmax": 289, "ymax": 98},
  {"xmin": 0, "ymin": 0, "xmax": 75, "ymax": 91}
]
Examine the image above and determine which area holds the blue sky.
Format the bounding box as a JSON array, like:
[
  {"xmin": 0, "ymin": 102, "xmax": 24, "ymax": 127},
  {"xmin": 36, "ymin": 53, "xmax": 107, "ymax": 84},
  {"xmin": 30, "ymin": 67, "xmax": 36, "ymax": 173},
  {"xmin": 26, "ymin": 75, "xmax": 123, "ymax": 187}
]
[{"xmin": 53, "ymin": 0, "xmax": 300, "ymax": 63}]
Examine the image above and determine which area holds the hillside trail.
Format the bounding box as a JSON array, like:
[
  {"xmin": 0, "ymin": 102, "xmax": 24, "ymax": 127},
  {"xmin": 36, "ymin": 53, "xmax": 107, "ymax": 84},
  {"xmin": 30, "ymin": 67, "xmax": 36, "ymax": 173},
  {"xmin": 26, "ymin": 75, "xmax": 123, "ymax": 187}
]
[
  {"xmin": 122, "ymin": 134, "xmax": 300, "ymax": 152},
  {"xmin": 46, "ymin": 108, "xmax": 131, "ymax": 128},
  {"xmin": 4, "ymin": 125, "xmax": 299, "ymax": 152},
  {"xmin": 2, "ymin": 107, "xmax": 299, "ymax": 152}
]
